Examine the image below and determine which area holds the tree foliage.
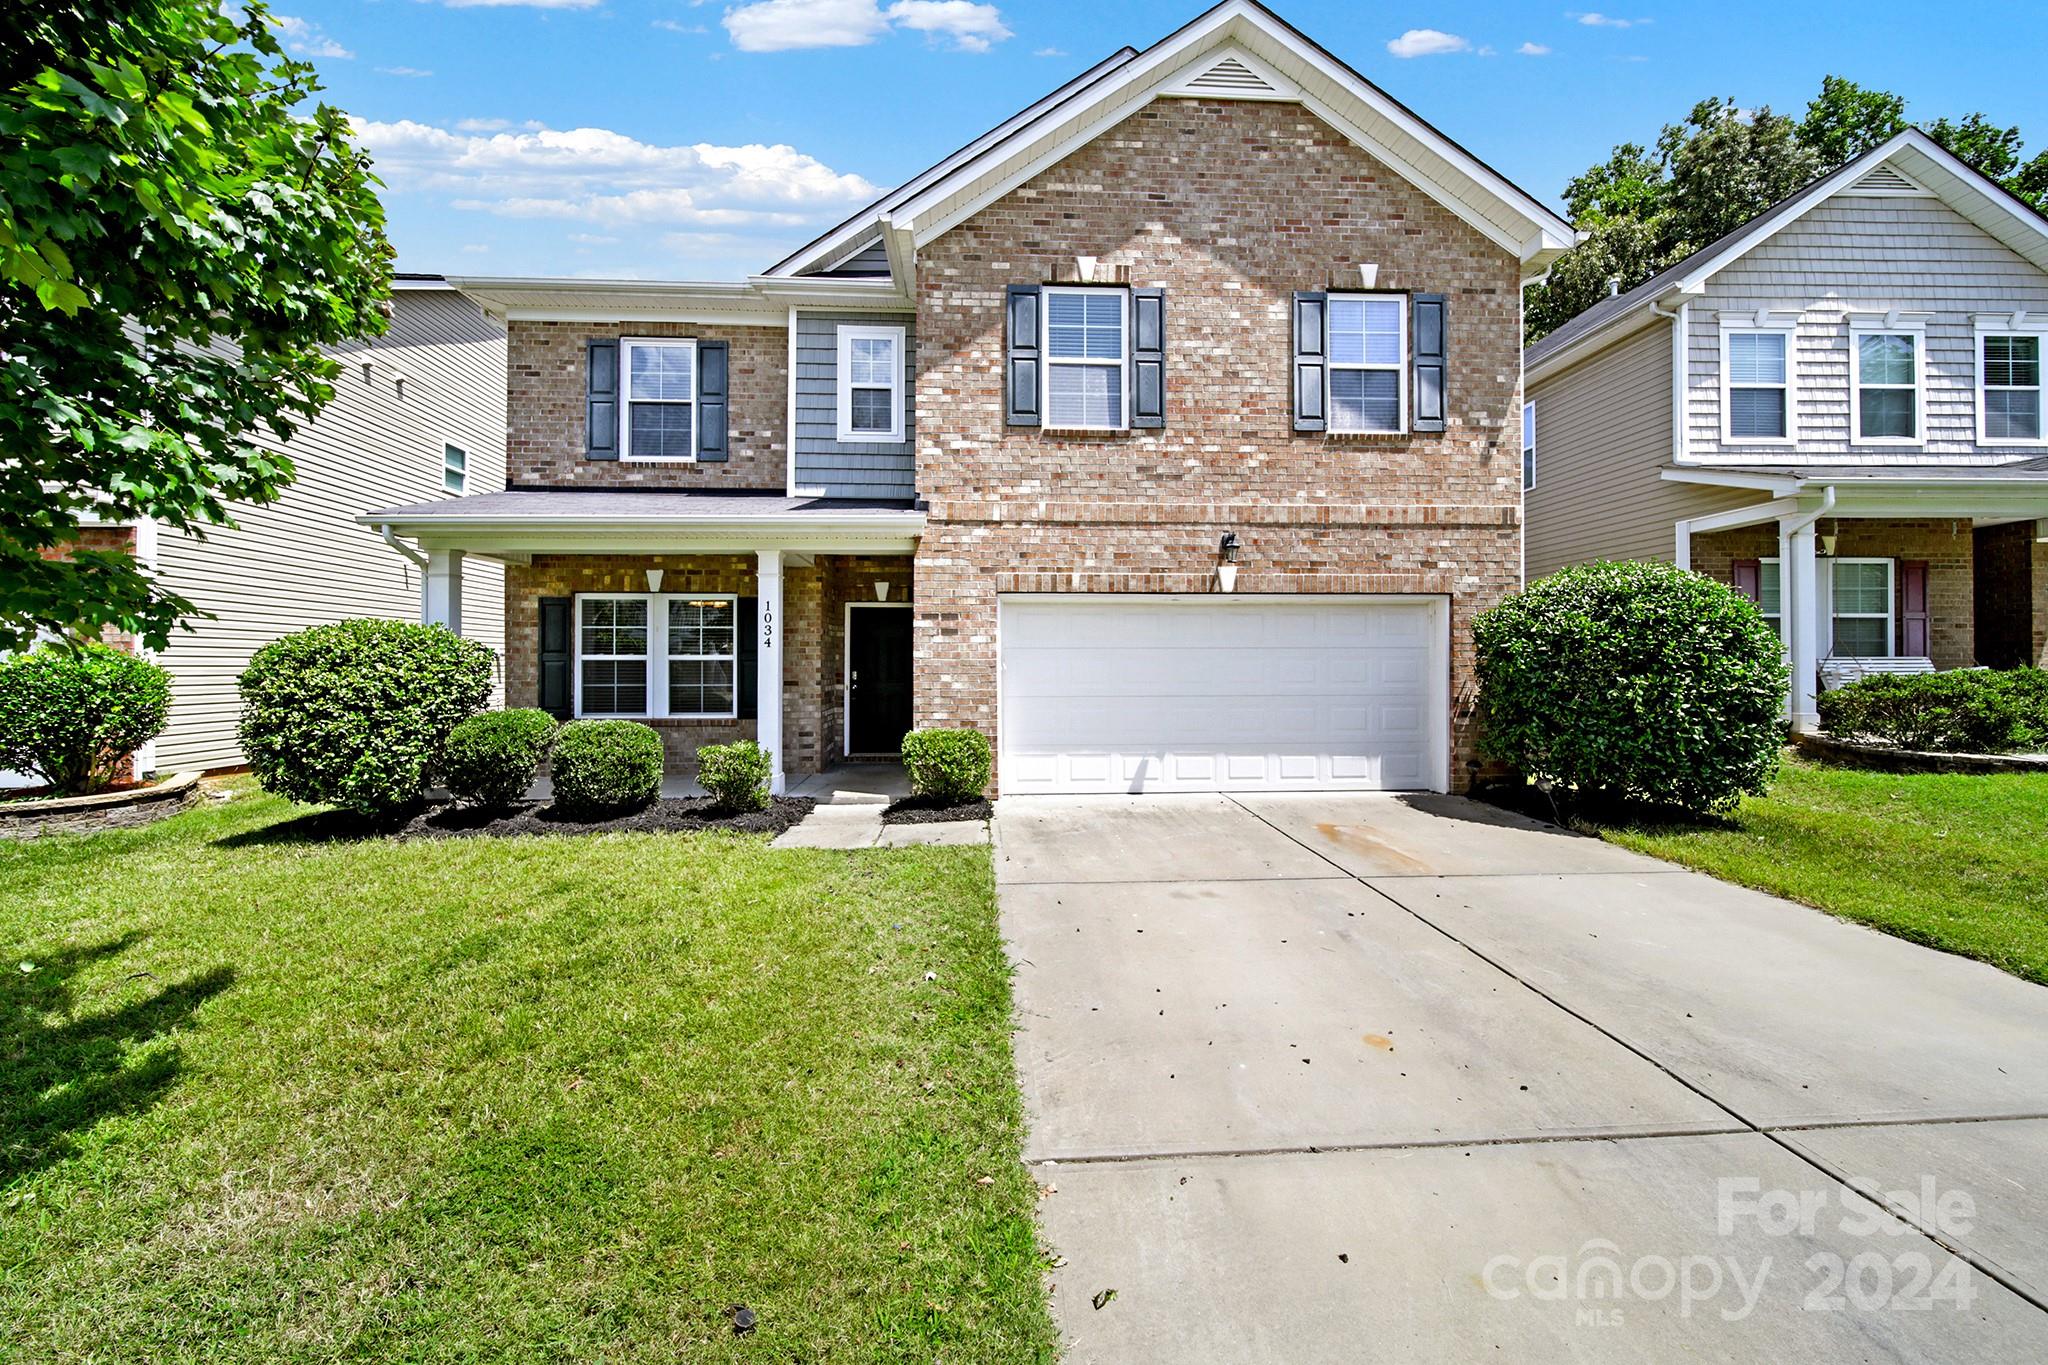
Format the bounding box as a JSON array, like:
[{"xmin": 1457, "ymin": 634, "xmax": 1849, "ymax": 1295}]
[
  {"xmin": 1527, "ymin": 77, "xmax": 2048, "ymax": 342},
  {"xmin": 0, "ymin": 0, "xmax": 391, "ymax": 652}
]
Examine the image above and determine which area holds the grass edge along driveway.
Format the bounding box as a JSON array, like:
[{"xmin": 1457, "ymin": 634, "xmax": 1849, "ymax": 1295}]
[{"xmin": 0, "ymin": 782, "xmax": 1056, "ymax": 1363}]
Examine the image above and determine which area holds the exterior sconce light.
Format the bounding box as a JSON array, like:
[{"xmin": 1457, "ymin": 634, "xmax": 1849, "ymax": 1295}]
[
  {"xmin": 1217, "ymin": 531, "xmax": 1241, "ymax": 593},
  {"xmin": 875, "ymin": 580, "xmax": 892, "ymax": 601},
  {"xmin": 645, "ymin": 569, "xmax": 664, "ymax": 592},
  {"xmin": 1818, "ymin": 535, "xmax": 1838, "ymax": 557}
]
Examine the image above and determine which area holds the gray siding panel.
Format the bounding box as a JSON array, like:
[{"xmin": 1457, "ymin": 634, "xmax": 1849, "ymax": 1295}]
[
  {"xmin": 793, "ymin": 311, "xmax": 917, "ymax": 499},
  {"xmin": 1526, "ymin": 321, "xmax": 1756, "ymax": 579}
]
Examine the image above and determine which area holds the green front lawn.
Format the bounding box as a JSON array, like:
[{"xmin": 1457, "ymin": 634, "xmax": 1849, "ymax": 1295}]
[
  {"xmin": 1600, "ymin": 758, "xmax": 2048, "ymax": 985},
  {"xmin": 0, "ymin": 785, "xmax": 1055, "ymax": 1363}
]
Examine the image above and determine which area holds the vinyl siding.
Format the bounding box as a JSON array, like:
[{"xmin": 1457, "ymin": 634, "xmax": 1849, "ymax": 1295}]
[
  {"xmin": 810, "ymin": 240, "xmax": 891, "ymax": 277},
  {"xmin": 1526, "ymin": 319, "xmax": 1756, "ymax": 579},
  {"xmin": 149, "ymin": 289, "xmax": 508, "ymax": 771},
  {"xmin": 793, "ymin": 312, "xmax": 918, "ymax": 499},
  {"xmin": 1688, "ymin": 193, "xmax": 2048, "ymax": 462}
]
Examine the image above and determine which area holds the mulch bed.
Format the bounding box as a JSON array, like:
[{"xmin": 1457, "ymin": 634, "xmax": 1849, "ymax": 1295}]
[
  {"xmin": 399, "ymin": 795, "xmax": 818, "ymax": 840},
  {"xmin": 881, "ymin": 795, "xmax": 993, "ymax": 825}
]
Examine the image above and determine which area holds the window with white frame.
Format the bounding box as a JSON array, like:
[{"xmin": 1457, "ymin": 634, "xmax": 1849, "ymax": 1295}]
[
  {"xmin": 1521, "ymin": 401, "xmax": 1536, "ymax": 490},
  {"xmin": 1328, "ymin": 294, "xmax": 1406, "ymax": 434},
  {"xmin": 836, "ymin": 324, "xmax": 905, "ymax": 442},
  {"xmin": 1757, "ymin": 560, "xmax": 1783, "ymax": 637},
  {"xmin": 1980, "ymin": 332, "xmax": 2044, "ymax": 443},
  {"xmin": 1043, "ymin": 287, "xmax": 1127, "ymax": 429},
  {"xmin": 1723, "ymin": 329, "xmax": 1792, "ymax": 441},
  {"xmin": 443, "ymin": 442, "xmax": 467, "ymax": 493},
  {"xmin": 575, "ymin": 593, "xmax": 738, "ymax": 719},
  {"xmin": 1852, "ymin": 328, "xmax": 1920, "ymax": 443},
  {"xmin": 1762, "ymin": 557, "xmax": 1895, "ymax": 658},
  {"xmin": 621, "ymin": 338, "xmax": 697, "ymax": 461}
]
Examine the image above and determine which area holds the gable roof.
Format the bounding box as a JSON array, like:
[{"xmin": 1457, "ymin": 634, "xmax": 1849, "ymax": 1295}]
[
  {"xmin": 1527, "ymin": 129, "xmax": 2048, "ymax": 381},
  {"xmin": 766, "ymin": 0, "xmax": 1574, "ymax": 280}
]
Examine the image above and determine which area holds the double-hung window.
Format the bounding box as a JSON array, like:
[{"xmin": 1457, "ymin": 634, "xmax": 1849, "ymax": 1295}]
[
  {"xmin": 621, "ymin": 338, "xmax": 697, "ymax": 461},
  {"xmin": 837, "ymin": 324, "xmax": 905, "ymax": 442},
  {"xmin": 1521, "ymin": 401, "xmax": 1536, "ymax": 490},
  {"xmin": 1980, "ymin": 331, "xmax": 2044, "ymax": 443},
  {"xmin": 1327, "ymin": 294, "xmax": 1406, "ymax": 434},
  {"xmin": 575, "ymin": 593, "xmax": 738, "ymax": 719},
  {"xmin": 1043, "ymin": 287, "xmax": 1127, "ymax": 430},
  {"xmin": 443, "ymin": 442, "xmax": 467, "ymax": 493},
  {"xmin": 1722, "ymin": 329, "xmax": 1792, "ymax": 441},
  {"xmin": 1754, "ymin": 558, "xmax": 1893, "ymax": 657},
  {"xmin": 1851, "ymin": 327, "xmax": 1921, "ymax": 443}
]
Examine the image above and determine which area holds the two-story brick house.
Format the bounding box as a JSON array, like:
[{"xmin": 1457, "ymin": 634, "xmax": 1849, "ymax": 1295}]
[
  {"xmin": 1526, "ymin": 131, "xmax": 2048, "ymax": 731},
  {"xmin": 363, "ymin": 1, "xmax": 1573, "ymax": 795}
]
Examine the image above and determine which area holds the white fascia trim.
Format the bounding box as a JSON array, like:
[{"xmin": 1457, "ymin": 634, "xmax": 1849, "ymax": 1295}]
[
  {"xmin": 359, "ymin": 512, "xmax": 925, "ymax": 535},
  {"xmin": 1526, "ymin": 282, "xmax": 1700, "ymax": 386},
  {"xmin": 1660, "ymin": 467, "xmax": 1803, "ymax": 495}
]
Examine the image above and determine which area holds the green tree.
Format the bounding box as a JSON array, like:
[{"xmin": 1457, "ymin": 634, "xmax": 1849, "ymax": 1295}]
[
  {"xmin": 0, "ymin": 0, "xmax": 390, "ymax": 653},
  {"xmin": 1799, "ymin": 76, "xmax": 1908, "ymax": 170},
  {"xmin": 1659, "ymin": 97, "xmax": 1820, "ymax": 254}
]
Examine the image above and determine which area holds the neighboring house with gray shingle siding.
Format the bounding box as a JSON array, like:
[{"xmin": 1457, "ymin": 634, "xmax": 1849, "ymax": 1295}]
[{"xmin": 1525, "ymin": 130, "xmax": 2048, "ymax": 731}]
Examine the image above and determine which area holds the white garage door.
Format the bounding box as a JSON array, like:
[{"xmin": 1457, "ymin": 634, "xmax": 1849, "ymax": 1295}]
[{"xmin": 998, "ymin": 595, "xmax": 1450, "ymax": 795}]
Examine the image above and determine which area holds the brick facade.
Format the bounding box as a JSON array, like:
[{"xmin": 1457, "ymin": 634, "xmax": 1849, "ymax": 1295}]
[
  {"xmin": 506, "ymin": 321, "xmax": 786, "ymax": 490},
  {"xmin": 910, "ymin": 98, "xmax": 1525, "ymax": 789},
  {"xmin": 1692, "ymin": 518, "xmax": 1980, "ymax": 668}
]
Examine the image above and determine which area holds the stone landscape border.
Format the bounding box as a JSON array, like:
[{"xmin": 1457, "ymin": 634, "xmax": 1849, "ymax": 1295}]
[{"xmin": 1793, "ymin": 732, "xmax": 2048, "ymax": 775}]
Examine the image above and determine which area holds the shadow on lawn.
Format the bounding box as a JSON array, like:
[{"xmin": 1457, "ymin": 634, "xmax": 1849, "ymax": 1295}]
[
  {"xmin": 1, "ymin": 936, "xmax": 235, "ymax": 1184},
  {"xmin": 211, "ymin": 806, "xmax": 406, "ymax": 848}
]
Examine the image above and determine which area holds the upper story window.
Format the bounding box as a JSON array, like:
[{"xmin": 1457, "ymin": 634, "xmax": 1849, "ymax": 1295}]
[
  {"xmin": 1722, "ymin": 329, "xmax": 1792, "ymax": 442},
  {"xmin": 1327, "ymin": 294, "xmax": 1406, "ymax": 435},
  {"xmin": 622, "ymin": 338, "xmax": 697, "ymax": 461},
  {"xmin": 1980, "ymin": 332, "xmax": 2044, "ymax": 444},
  {"xmin": 1851, "ymin": 327, "xmax": 1920, "ymax": 444},
  {"xmin": 1043, "ymin": 287, "xmax": 1128, "ymax": 430},
  {"xmin": 575, "ymin": 592, "xmax": 737, "ymax": 720},
  {"xmin": 1521, "ymin": 401, "xmax": 1536, "ymax": 490},
  {"xmin": 443, "ymin": 442, "xmax": 467, "ymax": 493},
  {"xmin": 836, "ymin": 324, "xmax": 905, "ymax": 443}
]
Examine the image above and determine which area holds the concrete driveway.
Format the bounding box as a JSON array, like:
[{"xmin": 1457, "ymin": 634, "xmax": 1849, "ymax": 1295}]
[{"xmin": 996, "ymin": 792, "xmax": 2048, "ymax": 1362}]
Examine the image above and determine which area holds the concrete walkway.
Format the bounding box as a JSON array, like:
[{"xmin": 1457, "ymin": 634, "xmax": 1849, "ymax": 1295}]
[{"xmin": 996, "ymin": 792, "xmax": 2048, "ymax": 1362}]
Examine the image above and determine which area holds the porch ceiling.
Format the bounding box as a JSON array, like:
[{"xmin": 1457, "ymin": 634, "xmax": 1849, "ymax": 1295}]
[{"xmin": 1662, "ymin": 464, "xmax": 2048, "ymax": 523}]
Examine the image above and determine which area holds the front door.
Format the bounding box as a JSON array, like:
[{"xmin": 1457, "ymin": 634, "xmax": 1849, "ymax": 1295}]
[{"xmin": 847, "ymin": 606, "xmax": 913, "ymax": 757}]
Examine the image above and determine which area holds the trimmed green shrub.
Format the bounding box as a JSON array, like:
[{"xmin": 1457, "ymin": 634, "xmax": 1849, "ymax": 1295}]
[
  {"xmin": 1817, "ymin": 668, "xmax": 2048, "ymax": 753},
  {"xmin": 1473, "ymin": 561, "xmax": 1789, "ymax": 815},
  {"xmin": 550, "ymin": 719, "xmax": 664, "ymax": 817},
  {"xmin": 441, "ymin": 708, "xmax": 558, "ymax": 809},
  {"xmin": 0, "ymin": 644, "xmax": 171, "ymax": 794},
  {"xmin": 901, "ymin": 727, "xmax": 992, "ymax": 803},
  {"xmin": 696, "ymin": 739, "xmax": 772, "ymax": 812},
  {"xmin": 239, "ymin": 621, "xmax": 495, "ymax": 818}
]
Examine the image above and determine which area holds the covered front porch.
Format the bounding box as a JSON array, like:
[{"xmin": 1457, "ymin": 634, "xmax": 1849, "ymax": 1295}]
[
  {"xmin": 360, "ymin": 490, "xmax": 925, "ymax": 794},
  {"xmin": 1668, "ymin": 465, "xmax": 2048, "ymax": 729}
]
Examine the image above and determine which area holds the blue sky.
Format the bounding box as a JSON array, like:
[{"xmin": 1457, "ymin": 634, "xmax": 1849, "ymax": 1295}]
[{"xmin": 273, "ymin": 0, "xmax": 2048, "ymax": 280}]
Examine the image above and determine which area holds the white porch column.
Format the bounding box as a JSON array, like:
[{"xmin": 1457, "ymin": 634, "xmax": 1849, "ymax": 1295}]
[
  {"xmin": 1782, "ymin": 518, "xmax": 1820, "ymax": 732},
  {"xmin": 423, "ymin": 549, "xmax": 464, "ymax": 632},
  {"xmin": 755, "ymin": 549, "xmax": 785, "ymax": 795}
]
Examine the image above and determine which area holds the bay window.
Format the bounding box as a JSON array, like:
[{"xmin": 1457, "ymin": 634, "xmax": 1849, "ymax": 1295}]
[{"xmin": 576, "ymin": 592, "xmax": 738, "ymax": 719}]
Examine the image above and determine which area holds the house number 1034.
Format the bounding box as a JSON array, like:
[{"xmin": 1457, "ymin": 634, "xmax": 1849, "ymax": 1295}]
[{"xmin": 761, "ymin": 602, "xmax": 775, "ymax": 649}]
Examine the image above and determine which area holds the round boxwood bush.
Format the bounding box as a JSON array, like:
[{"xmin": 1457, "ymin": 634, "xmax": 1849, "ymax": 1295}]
[
  {"xmin": 696, "ymin": 738, "xmax": 771, "ymax": 812},
  {"xmin": 549, "ymin": 719, "xmax": 665, "ymax": 817},
  {"xmin": 901, "ymin": 727, "xmax": 992, "ymax": 803},
  {"xmin": 238, "ymin": 621, "xmax": 496, "ymax": 818},
  {"xmin": 1473, "ymin": 561, "xmax": 1789, "ymax": 814},
  {"xmin": 0, "ymin": 643, "xmax": 171, "ymax": 794},
  {"xmin": 441, "ymin": 708, "xmax": 559, "ymax": 809},
  {"xmin": 1817, "ymin": 668, "xmax": 2048, "ymax": 753}
]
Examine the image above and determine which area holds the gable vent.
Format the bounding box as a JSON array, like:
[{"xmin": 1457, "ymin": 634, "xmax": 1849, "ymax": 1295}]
[
  {"xmin": 1845, "ymin": 163, "xmax": 1926, "ymax": 195},
  {"xmin": 1183, "ymin": 55, "xmax": 1279, "ymax": 96}
]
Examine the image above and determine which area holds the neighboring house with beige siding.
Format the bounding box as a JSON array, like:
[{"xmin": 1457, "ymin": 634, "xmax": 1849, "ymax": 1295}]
[
  {"xmin": 115, "ymin": 276, "xmax": 507, "ymax": 774},
  {"xmin": 1525, "ymin": 130, "xmax": 2048, "ymax": 732}
]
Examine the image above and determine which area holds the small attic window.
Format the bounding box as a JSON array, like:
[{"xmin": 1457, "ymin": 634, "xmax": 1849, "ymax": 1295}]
[
  {"xmin": 1184, "ymin": 56, "xmax": 1276, "ymax": 96},
  {"xmin": 1844, "ymin": 164, "xmax": 1926, "ymax": 196}
]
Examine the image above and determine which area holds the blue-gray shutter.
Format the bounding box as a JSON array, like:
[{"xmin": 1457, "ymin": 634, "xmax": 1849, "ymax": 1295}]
[
  {"xmin": 538, "ymin": 596, "xmax": 573, "ymax": 719},
  {"xmin": 1131, "ymin": 288, "xmax": 1166, "ymax": 428},
  {"xmin": 1006, "ymin": 285, "xmax": 1041, "ymax": 427},
  {"xmin": 1412, "ymin": 293, "xmax": 1447, "ymax": 434},
  {"xmin": 697, "ymin": 340, "xmax": 729, "ymax": 461},
  {"xmin": 1292, "ymin": 292, "xmax": 1327, "ymax": 433},
  {"xmin": 586, "ymin": 340, "xmax": 619, "ymax": 459},
  {"xmin": 736, "ymin": 596, "xmax": 758, "ymax": 720}
]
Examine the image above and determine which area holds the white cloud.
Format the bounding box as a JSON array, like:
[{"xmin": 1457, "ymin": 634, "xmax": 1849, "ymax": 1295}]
[
  {"xmin": 351, "ymin": 118, "xmax": 881, "ymax": 231},
  {"xmin": 652, "ymin": 18, "xmax": 708, "ymax": 31},
  {"xmin": 378, "ymin": 66, "xmax": 435, "ymax": 77},
  {"xmin": 459, "ymin": 243, "xmax": 491, "ymax": 254},
  {"xmin": 1033, "ymin": 46, "xmax": 1066, "ymax": 57},
  {"xmin": 723, "ymin": 0, "xmax": 1009, "ymax": 52},
  {"xmin": 273, "ymin": 15, "xmax": 353, "ymax": 59},
  {"xmin": 1386, "ymin": 28, "xmax": 1470, "ymax": 58},
  {"xmin": 1570, "ymin": 12, "xmax": 1649, "ymax": 26},
  {"xmin": 1517, "ymin": 42, "xmax": 1551, "ymax": 56}
]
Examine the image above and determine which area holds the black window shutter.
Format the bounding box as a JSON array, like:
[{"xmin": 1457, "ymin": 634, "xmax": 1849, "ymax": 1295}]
[
  {"xmin": 1412, "ymin": 293, "xmax": 1447, "ymax": 434},
  {"xmin": 1292, "ymin": 292, "xmax": 1327, "ymax": 432},
  {"xmin": 1006, "ymin": 285, "xmax": 1041, "ymax": 427},
  {"xmin": 539, "ymin": 596, "xmax": 573, "ymax": 719},
  {"xmin": 1131, "ymin": 288, "xmax": 1166, "ymax": 428},
  {"xmin": 697, "ymin": 340, "xmax": 729, "ymax": 461},
  {"xmin": 586, "ymin": 341, "xmax": 619, "ymax": 460},
  {"xmin": 737, "ymin": 596, "xmax": 758, "ymax": 720}
]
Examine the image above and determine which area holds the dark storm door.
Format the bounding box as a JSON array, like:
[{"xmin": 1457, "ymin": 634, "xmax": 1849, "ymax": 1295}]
[{"xmin": 848, "ymin": 607, "xmax": 914, "ymax": 756}]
